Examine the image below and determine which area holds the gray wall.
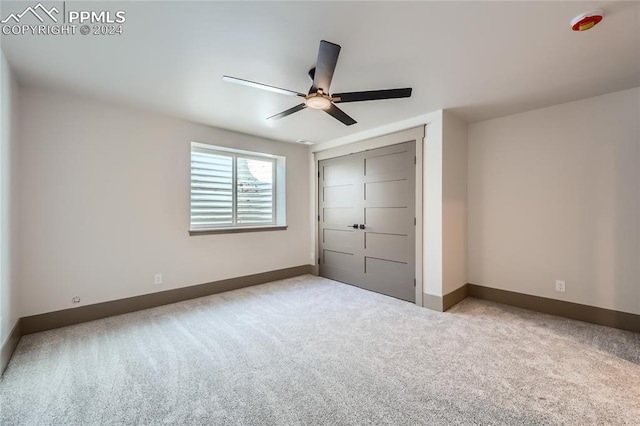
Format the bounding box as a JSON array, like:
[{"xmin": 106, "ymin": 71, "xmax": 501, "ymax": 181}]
[
  {"xmin": 468, "ymin": 87, "xmax": 640, "ymax": 314},
  {"xmin": 17, "ymin": 86, "xmax": 313, "ymax": 317}
]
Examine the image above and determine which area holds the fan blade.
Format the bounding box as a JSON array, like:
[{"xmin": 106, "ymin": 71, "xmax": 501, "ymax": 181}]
[
  {"xmin": 333, "ymin": 88, "xmax": 412, "ymax": 103},
  {"xmin": 267, "ymin": 103, "xmax": 306, "ymax": 120},
  {"xmin": 223, "ymin": 76, "xmax": 305, "ymax": 97},
  {"xmin": 312, "ymin": 40, "xmax": 341, "ymax": 93},
  {"xmin": 324, "ymin": 103, "xmax": 356, "ymax": 126}
]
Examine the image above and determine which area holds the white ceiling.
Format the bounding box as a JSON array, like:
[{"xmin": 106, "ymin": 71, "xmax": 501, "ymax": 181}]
[{"xmin": 2, "ymin": 1, "xmax": 639, "ymax": 144}]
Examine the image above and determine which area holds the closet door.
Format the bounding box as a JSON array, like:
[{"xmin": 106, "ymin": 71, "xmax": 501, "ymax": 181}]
[{"xmin": 319, "ymin": 141, "xmax": 416, "ymax": 302}]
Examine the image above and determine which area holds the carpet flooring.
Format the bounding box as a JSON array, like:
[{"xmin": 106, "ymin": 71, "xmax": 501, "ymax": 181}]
[{"xmin": 1, "ymin": 274, "xmax": 639, "ymax": 425}]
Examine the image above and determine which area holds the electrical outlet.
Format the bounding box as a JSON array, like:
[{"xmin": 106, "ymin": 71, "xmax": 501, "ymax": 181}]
[
  {"xmin": 555, "ymin": 280, "xmax": 566, "ymax": 293},
  {"xmin": 71, "ymin": 296, "xmax": 81, "ymax": 304},
  {"xmin": 154, "ymin": 273, "xmax": 163, "ymax": 285}
]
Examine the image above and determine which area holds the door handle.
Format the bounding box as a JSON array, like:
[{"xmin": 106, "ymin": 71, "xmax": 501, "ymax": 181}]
[
  {"xmin": 348, "ymin": 224, "xmax": 358, "ymax": 229},
  {"xmin": 359, "ymin": 224, "xmax": 366, "ymax": 229}
]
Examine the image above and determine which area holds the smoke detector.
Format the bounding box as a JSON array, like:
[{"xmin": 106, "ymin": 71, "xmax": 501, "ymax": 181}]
[{"xmin": 571, "ymin": 10, "xmax": 603, "ymax": 31}]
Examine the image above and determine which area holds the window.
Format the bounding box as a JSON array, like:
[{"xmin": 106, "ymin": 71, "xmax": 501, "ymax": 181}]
[{"xmin": 190, "ymin": 142, "xmax": 286, "ymax": 234}]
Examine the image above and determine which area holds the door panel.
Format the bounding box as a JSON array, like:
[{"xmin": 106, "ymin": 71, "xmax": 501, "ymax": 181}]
[
  {"xmin": 365, "ymin": 207, "xmax": 410, "ymax": 235},
  {"xmin": 319, "ymin": 154, "xmax": 364, "ymax": 286},
  {"xmin": 323, "ymin": 162, "xmax": 356, "ymax": 182},
  {"xmin": 365, "ymin": 256, "xmax": 407, "ymax": 276},
  {"xmin": 364, "ymin": 257, "xmax": 414, "ymax": 301},
  {"xmin": 323, "ymin": 207, "xmax": 357, "ymax": 224},
  {"xmin": 324, "ymin": 250, "xmax": 356, "ymax": 269},
  {"xmin": 365, "ymin": 233, "xmax": 410, "ymax": 263},
  {"xmin": 323, "ymin": 229, "xmax": 354, "ymax": 249},
  {"xmin": 324, "ymin": 184, "xmax": 356, "ymax": 207},
  {"xmin": 365, "ymin": 151, "xmax": 407, "ymax": 175},
  {"xmin": 319, "ymin": 141, "xmax": 416, "ymax": 302},
  {"xmin": 365, "ymin": 180, "xmax": 409, "ymax": 206},
  {"xmin": 322, "ymin": 250, "xmax": 361, "ymax": 286}
]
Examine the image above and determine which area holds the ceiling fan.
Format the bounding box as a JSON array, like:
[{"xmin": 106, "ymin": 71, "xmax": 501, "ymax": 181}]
[{"xmin": 222, "ymin": 40, "xmax": 412, "ymax": 126}]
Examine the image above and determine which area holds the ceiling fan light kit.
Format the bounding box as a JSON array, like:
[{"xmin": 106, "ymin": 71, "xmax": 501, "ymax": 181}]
[
  {"xmin": 223, "ymin": 40, "xmax": 413, "ymax": 126},
  {"xmin": 305, "ymin": 92, "xmax": 332, "ymax": 110}
]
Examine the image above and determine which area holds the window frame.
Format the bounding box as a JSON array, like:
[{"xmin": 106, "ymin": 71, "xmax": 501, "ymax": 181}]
[{"xmin": 189, "ymin": 142, "xmax": 287, "ymax": 235}]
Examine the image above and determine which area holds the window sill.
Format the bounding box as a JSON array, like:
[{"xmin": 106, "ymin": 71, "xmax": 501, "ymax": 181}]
[{"xmin": 189, "ymin": 225, "xmax": 288, "ymax": 236}]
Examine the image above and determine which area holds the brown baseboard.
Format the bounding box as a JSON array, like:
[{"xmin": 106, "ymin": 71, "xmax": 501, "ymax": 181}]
[
  {"xmin": 423, "ymin": 285, "xmax": 469, "ymax": 312},
  {"xmin": 21, "ymin": 265, "xmax": 314, "ymax": 335},
  {"xmin": 1, "ymin": 319, "xmax": 21, "ymax": 376},
  {"xmin": 443, "ymin": 285, "xmax": 469, "ymax": 311},
  {"xmin": 467, "ymin": 283, "xmax": 640, "ymax": 333}
]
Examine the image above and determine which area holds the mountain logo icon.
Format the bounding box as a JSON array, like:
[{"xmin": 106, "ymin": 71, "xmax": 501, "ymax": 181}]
[{"xmin": 1, "ymin": 3, "xmax": 59, "ymax": 24}]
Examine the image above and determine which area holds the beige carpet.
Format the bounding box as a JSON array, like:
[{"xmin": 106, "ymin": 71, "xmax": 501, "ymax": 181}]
[{"xmin": 1, "ymin": 274, "xmax": 639, "ymax": 425}]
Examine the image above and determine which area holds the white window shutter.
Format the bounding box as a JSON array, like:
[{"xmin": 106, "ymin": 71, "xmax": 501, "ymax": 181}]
[{"xmin": 190, "ymin": 150, "xmax": 233, "ymax": 229}]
